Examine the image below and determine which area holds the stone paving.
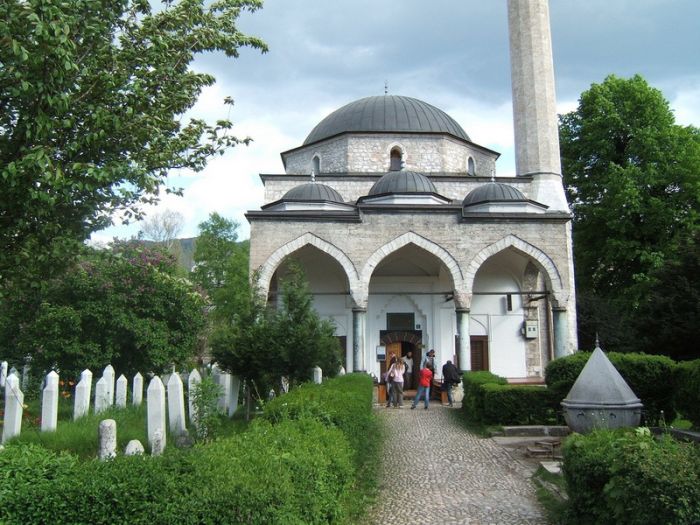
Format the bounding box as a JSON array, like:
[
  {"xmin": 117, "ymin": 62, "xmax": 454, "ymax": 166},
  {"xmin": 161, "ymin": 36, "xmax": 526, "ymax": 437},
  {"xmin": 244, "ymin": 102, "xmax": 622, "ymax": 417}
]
[{"xmin": 368, "ymin": 404, "xmax": 546, "ymax": 525}]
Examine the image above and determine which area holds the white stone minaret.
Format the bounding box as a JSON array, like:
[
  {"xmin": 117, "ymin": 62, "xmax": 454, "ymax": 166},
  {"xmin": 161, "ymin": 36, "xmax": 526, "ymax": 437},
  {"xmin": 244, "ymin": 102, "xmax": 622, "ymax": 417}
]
[{"xmin": 507, "ymin": 0, "xmax": 569, "ymax": 212}]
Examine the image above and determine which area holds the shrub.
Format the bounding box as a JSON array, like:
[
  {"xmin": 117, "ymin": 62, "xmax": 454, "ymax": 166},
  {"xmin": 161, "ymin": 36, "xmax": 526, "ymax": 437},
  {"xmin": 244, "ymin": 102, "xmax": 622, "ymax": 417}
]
[
  {"xmin": 0, "ymin": 418, "xmax": 354, "ymax": 524},
  {"xmin": 546, "ymin": 351, "xmax": 676, "ymax": 425},
  {"xmin": 674, "ymin": 359, "xmax": 700, "ymax": 428},
  {"xmin": 461, "ymin": 371, "xmax": 507, "ymax": 423},
  {"xmin": 562, "ymin": 429, "xmax": 700, "ymax": 525},
  {"xmin": 480, "ymin": 384, "xmax": 558, "ymax": 425}
]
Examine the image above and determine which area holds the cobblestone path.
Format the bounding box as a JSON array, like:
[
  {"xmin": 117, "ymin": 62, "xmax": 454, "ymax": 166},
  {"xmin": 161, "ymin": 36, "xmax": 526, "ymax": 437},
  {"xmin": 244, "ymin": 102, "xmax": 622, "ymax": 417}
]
[{"xmin": 368, "ymin": 405, "xmax": 545, "ymax": 525}]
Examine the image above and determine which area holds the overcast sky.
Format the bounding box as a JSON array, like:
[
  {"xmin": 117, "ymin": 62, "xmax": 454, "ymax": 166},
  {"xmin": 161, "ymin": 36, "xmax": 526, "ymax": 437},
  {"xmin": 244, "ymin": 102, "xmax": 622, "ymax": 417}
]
[{"xmin": 92, "ymin": 0, "xmax": 700, "ymax": 243}]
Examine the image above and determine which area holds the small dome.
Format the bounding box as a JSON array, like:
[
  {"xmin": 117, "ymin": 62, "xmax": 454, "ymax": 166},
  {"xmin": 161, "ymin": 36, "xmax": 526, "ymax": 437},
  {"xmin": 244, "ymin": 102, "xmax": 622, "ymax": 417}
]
[
  {"xmin": 304, "ymin": 95, "xmax": 470, "ymax": 146},
  {"xmin": 368, "ymin": 171, "xmax": 438, "ymax": 196},
  {"xmin": 462, "ymin": 182, "xmax": 526, "ymax": 206},
  {"xmin": 282, "ymin": 183, "xmax": 344, "ymax": 203}
]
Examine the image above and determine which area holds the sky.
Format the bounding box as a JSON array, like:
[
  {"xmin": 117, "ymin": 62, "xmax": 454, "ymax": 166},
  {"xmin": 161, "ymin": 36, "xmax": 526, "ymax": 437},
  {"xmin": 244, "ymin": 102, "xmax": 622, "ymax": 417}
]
[{"xmin": 91, "ymin": 0, "xmax": 700, "ymax": 244}]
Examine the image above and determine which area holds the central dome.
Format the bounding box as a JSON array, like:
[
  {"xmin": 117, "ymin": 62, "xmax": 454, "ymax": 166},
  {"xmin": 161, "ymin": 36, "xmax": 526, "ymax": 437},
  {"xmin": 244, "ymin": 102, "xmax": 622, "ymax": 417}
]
[
  {"xmin": 303, "ymin": 95, "xmax": 470, "ymax": 146},
  {"xmin": 368, "ymin": 171, "xmax": 438, "ymax": 196}
]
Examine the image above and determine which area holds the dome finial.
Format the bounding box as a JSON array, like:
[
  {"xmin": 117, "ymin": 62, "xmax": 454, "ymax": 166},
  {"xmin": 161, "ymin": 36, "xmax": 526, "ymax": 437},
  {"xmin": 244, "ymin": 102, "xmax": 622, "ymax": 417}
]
[
  {"xmin": 595, "ymin": 332, "xmax": 601, "ymax": 350},
  {"xmin": 310, "ymin": 170, "xmax": 316, "ymax": 183},
  {"xmin": 384, "ymin": 80, "xmax": 388, "ymax": 95}
]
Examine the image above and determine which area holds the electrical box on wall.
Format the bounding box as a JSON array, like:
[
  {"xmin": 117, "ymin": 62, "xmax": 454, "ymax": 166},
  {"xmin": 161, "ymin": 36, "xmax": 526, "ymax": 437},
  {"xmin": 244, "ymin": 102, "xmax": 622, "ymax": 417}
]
[{"xmin": 524, "ymin": 320, "xmax": 538, "ymax": 339}]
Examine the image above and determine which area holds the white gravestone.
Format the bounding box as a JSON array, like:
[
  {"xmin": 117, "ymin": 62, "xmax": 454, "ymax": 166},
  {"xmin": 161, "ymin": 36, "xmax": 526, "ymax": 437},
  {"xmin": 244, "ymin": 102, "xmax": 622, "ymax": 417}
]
[
  {"xmin": 187, "ymin": 369, "xmax": 202, "ymax": 427},
  {"xmin": 0, "ymin": 360, "xmax": 7, "ymax": 388},
  {"xmin": 98, "ymin": 419, "xmax": 117, "ymax": 460},
  {"xmin": 80, "ymin": 369, "xmax": 92, "ymax": 407},
  {"xmin": 2, "ymin": 374, "xmax": 24, "ymax": 444},
  {"xmin": 21, "ymin": 363, "xmax": 30, "ymax": 390},
  {"xmin": 115, "ymin": 375, "xmax": 128, "ymax": 408},
  {"xmin": 151, "ymin": 429, "xmax": 164, "ymax": 456},
  {"xmin": 41, "ymin": 371, "xmax": 59, "ymax": 432},
  {"xmin": 73, "ymin": 373, "xmax": 91, "ymax": 420},
  {"xmin": 217, "ymin": 372, "xmax": 231, "ymax": 413},
  {"xmin": 125, "ymin": 439, "xmax": 145, "ymax": 456},
  {"xmin": 147, "ymin": 376, "xmax": 166, "ymax": 453},
  {"xmin": 227, "ymin": 375, "xmax": 241, "ymax": 417},
  {"xmin": 94, "ymin": 377, "xmax": 110, "ymax": 414},
  {"xmin": 132, "ymin": 373, "xmax": 143, "ymax": 406},
  {"xmin": 313, "ymin": 366, "xmax": 323, "ymax": 384},
  {"xmin": 339, "ymin": 366, "xmax": 346, "ymax": 376},
  {"xmin": 167, "ymin": 373, "xmax": 186, "ymax": 436},
  {"xmin": 103, "ymin": 365, "xmax": 115, "ymax": 406}
]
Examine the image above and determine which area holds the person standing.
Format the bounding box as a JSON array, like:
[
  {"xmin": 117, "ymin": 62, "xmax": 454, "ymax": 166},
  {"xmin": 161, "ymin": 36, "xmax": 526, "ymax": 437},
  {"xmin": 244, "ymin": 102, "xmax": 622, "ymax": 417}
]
[
  {"xmin": 410, "ymin": 365, "xmax": 433, "ymax": 410},
  {"xmin": 441, "ymin": 360, "xmax": 461, "ymax": 407},
  {"xmin": 387, "ymin": 359, "xmax": 405, "ymax": 408},
  {"xmin": 402, "ymin": 351, "xmax": 414, "ymax": 389},
  {"xmin": 421, "ymin": 349, "xmax": 436, "ymax": 370},
  {"xmin": 384, "ymin": 353, "xmax": 397, "ymax": 408}
]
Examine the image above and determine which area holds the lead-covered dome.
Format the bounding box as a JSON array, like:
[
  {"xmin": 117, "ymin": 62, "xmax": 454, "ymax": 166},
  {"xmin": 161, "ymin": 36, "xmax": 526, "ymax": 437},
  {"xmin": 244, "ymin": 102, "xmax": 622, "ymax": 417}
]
[
  {"xmin": 282, "ymin": 183, "xmax": 344, "ymax": 203},
  {"xmin": 303, "ymin": 95, "xmax": 470, "ymax": 146},
  {"xmin": 462, "ymin": 182, "xmax": 526, "ymax": 206},
  {"xmin": 368, "ymin": 171, "xmax": 438, "ymax": 196}
]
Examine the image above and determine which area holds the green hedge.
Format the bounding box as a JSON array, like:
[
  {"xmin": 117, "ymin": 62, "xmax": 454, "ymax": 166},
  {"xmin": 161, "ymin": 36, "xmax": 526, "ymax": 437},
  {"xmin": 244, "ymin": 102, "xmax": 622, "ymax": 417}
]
[
  {"xmin": 461, "ymin": 371, "xmax": 507, "ymax": 422},
  {"xmin": 263, "ymin": 373, "xmax": 376, "ymax": 465},
  {"xmin": 0, "ymin": 374, "xmax": 377, "ymax": 524},
  {"xmin": 562, "ymin": 429, "xmax": 700, "ymax": 525},
  {"xmin": 480, "ymin": 383, "xmax": 558, "ymax": 425},
  {"xmin": 674, "ymin": 359, "xmax": 700, "ymax": 428},
  {"xmin": 546, "ymin": 352, "xmax": 677, "ymax": 425},
  {"xmin": 0, "ymin": 418, "xmax": 353, "ymax": 524}
]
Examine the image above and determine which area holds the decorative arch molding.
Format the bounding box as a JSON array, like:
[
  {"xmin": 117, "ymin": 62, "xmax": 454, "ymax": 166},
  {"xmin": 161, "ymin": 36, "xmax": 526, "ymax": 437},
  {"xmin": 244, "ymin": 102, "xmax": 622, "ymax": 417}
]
[
  {"xmin": 360, "ymin": 232, "xmax": 465, "ymax": 300},
  {"xmin": 380, "ymin": 331, "xmax": 422, "ymax": 346},
  {"xmin": 257, "ymin": 233, "xmax": 360, "ymax": 299},
  {"xmin": 464, "ymin": 234, "xmax": 567, "ymax": 307}
]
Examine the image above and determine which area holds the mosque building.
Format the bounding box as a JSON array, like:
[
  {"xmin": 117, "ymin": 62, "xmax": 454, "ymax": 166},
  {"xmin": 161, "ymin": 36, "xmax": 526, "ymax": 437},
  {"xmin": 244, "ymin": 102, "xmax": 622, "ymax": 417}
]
[{"xmin": 245, "ymin": 0, "xmax": 577, "ymax": 382}]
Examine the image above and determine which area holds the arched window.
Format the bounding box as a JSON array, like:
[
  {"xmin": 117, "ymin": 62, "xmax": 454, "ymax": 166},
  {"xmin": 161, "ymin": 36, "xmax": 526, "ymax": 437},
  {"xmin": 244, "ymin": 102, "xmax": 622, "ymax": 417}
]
[
  {"xmin": 390, "ymin": 148, "xmax": 403, "ymax": 171},
  {"xmin": 467, "ymin": 156, "xmax": 476, "ymax": 176},
  {"xmin": 312, "ymin": 155, "xmax": 321, "ymax": 175}
]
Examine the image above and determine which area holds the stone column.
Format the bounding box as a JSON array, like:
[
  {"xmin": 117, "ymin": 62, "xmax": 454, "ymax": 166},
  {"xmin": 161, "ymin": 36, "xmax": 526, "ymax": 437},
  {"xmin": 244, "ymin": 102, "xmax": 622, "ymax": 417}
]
[
  {"xmin": 507, "ymin": 0, "xmax": 568, "ymax": 212},
  {"xmin": 132, "ymin": 373, "xmax": 144, "ymax": 406},
  {"xmin": 553, "ymin": 308, "xmax": 569, "ymax": 358},
  {"xmin": 102, "ymin": 365, "xmax": 115, "ymax": 406},
  {"xmin": 352, "ymin": 307, "xmax": 366, "ymax": 372},
  {"xmin": 167, "ymin": 373, "xmax": 186, "ymax": 437},
  {"xmin": 147, "ymin": 376, "xmax": 166, "ymax": 452},
  {"xmin": 98, "ymin": 419, "xmax": 117, "ymax": 460},
  {"xmin": 115, "ymin": 375, "xmax": 128, "ymax": 408},
  {"xmin": 456, "ymin": 309, "xmax": 471, "ymax": 372}
]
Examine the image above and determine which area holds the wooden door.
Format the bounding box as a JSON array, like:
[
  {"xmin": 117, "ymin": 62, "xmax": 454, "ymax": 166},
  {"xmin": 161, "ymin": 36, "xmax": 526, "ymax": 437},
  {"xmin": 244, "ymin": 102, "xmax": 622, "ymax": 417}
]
[
  {"xmin": 470, "ymin": 336, "xmax": 489, "ymax": 371},
  {"xmin": 383, "ymin": 342, "xmax": 402, "ymax": 380}
]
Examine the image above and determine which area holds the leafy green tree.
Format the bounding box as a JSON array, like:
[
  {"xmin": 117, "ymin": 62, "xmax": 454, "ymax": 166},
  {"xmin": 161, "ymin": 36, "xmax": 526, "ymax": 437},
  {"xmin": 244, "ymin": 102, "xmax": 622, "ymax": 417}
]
[
  {"xmin": 0, "ymin": 0, "xmax": 266, "ymax": 298},
  {"xmin": 211, "ymin": 263, "xmax": 340, "ymax": 397},
  {"xmin": 0, "ymin": 242, "xmax": 206, "ymax": 378},
  {"xmin": 560, "ymin": 75, "xmax": 700, "ymax": 350},
  {"xmin": 192, "ymin": 213, "xmax": 250, "ymax": 320}
]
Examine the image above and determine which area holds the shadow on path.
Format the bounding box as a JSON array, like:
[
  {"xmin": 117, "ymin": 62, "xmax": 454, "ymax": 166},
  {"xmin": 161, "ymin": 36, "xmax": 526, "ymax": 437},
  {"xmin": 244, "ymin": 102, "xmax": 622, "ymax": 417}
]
[{"xmin": 368, "ymin": 404, "xmax": 545, "ymax": 525}]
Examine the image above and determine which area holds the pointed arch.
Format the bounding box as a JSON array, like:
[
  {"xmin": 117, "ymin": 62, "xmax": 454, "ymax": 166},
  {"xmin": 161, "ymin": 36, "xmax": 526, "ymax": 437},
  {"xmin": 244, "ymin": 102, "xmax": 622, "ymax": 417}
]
[
  {"xmin": 257, "ymin": 233, "xmax": 360, "ymax": 299},
  {"xmin": 361, "ymin": 232, "xmax": 464, "ymax": 291},
  {"xmin": 465, "ymin": 234, "xmax": 566, "ymax": 306}
]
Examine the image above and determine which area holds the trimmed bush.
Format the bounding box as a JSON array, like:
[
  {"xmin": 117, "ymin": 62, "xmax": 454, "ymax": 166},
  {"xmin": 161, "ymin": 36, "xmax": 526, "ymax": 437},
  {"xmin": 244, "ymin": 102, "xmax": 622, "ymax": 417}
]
[
  {"xmin": 546, "ymin": 352, "xmax": 676, "ymax": 425},
  {"xmin": 562, "ymin": 429, "xmax": 700, "ymax": 525},
  {"xmin": 461, "ymin": 371, "xmax": 507, "ymax": 422},
  {"xmin": 674, "ymin": 359, "xmax": 700, "ymax": 428},
  {"xmin": 480, "ymin": 384, "xmax": 558, "ymax": 425},
  {"xmin": 263, "ymin": 373, "xmax": 375, "ymax": 464}
]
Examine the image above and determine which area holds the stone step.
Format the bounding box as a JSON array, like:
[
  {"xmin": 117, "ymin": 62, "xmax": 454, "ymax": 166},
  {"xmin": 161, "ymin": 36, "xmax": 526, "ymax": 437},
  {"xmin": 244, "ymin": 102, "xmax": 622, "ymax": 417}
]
[{"xmin": 527, "ymin": 446, "xmax": 553, "ymax": 458}]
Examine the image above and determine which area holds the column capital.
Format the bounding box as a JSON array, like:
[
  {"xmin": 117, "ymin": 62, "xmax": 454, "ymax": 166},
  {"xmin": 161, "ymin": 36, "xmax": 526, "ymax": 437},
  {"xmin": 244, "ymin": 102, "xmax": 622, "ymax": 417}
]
[{"xmin": 352, "ymin": 306, "xmax": 367, "ymax": 313}]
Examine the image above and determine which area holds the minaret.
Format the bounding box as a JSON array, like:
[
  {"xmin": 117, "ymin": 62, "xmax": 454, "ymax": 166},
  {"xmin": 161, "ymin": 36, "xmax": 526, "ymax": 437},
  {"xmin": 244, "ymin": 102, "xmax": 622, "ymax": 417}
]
[{"xmin": 507, "ymin": 0, "xmax": 569, "ymax": 212}]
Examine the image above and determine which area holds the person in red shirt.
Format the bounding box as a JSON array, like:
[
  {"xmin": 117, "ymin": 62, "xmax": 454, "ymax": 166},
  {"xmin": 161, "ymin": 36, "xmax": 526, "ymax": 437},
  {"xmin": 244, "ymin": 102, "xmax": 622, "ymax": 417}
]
[{"xmin": 410, "ymin": 365, "xmax": 433, "ymax": 410}]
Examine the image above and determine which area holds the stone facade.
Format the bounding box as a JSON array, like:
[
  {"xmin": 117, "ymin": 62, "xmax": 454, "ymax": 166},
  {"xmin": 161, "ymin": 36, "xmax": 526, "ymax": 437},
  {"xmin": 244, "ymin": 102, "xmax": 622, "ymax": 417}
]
[{"xmin": 283, "ymin": 134, "xmax": 497, "ymax": 177}]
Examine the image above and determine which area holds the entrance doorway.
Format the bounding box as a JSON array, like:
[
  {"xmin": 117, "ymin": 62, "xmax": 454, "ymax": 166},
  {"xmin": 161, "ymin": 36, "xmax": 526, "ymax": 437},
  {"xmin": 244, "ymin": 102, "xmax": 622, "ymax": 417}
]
[{"xmin": 380, "ymin": 330, "xmax": 421, "ymax": 391}]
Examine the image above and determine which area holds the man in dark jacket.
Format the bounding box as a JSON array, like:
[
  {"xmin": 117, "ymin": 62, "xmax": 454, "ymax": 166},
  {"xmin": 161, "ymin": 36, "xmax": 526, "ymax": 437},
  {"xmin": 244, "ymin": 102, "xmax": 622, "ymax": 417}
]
[{"xmin": 441, "ymin": 360, "xmax": 461, "ymax": 407}]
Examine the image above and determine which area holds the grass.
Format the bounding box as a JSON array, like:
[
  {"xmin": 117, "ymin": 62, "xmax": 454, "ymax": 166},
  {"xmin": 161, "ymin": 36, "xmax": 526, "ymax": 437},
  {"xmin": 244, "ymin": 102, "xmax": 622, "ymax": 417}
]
[
  {"xmin": 4, "ymin": 395, "xmax": 248, "ymax": 458},
  {"xmin": 533, "ymin": 465, "xmax": 569, "ymax": 524}
]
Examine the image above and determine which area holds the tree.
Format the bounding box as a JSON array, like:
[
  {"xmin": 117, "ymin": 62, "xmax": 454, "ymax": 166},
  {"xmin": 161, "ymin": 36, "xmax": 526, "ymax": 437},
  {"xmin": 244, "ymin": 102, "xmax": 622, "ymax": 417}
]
[
  {"xmin": 0, "ymin": 0, "xmax": 266, "ymax": 298},
  {"xmin": 0, "ymin": 242, "xmax": 206, "ymax": 378},
  {"xmin": 140, "ymin": 209, "xmax": 185, "ymax": 252},
  {"xmin": 560, "ymin": 75, "xmax": 700, "ymax": 351},
  {"xmin": 192, "ymin": 212, "xmax": 249, "ymax": 320},
  {"xmin": 211, "ymin": 263, "xmax": 340, "ymax": 396}
]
